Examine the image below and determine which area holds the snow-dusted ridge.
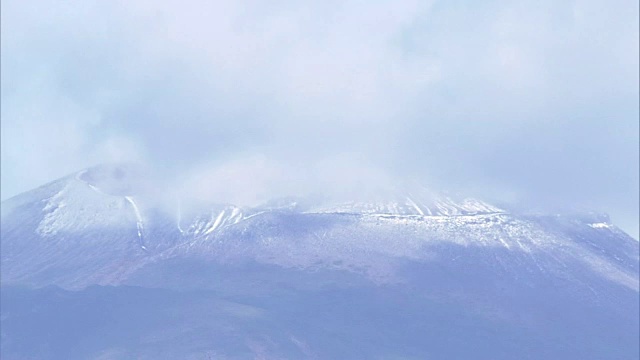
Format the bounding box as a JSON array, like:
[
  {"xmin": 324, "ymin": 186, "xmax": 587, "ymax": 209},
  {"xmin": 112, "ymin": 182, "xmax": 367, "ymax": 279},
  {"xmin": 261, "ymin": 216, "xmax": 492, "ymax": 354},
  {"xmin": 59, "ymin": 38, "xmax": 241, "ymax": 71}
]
[
  {"xmin": 305, "ymin": 197, "xmax": 505, "ymax": 217},
  {"xmin": 1, "ymin": 164, "xmax": 637, "ymax": 293},
  {"xmin": 37, "ymin": 165, "xmax": 510, "ymax": 238}
]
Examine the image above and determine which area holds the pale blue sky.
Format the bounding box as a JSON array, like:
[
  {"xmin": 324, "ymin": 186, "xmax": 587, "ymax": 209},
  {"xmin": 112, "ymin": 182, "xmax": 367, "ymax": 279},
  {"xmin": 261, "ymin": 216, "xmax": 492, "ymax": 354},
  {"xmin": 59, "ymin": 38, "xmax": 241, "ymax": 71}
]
[{"xmin": 1, "ymin": 0, "xmax": 638, "ymax": 237}]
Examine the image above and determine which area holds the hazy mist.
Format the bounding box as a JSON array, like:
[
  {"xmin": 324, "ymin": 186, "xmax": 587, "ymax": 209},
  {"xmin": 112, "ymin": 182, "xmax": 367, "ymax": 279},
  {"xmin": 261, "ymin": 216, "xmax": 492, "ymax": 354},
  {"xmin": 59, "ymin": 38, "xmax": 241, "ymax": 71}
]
[{"xmin": 1, "ymin": 0, "xmax": 638, "ymax": 237}]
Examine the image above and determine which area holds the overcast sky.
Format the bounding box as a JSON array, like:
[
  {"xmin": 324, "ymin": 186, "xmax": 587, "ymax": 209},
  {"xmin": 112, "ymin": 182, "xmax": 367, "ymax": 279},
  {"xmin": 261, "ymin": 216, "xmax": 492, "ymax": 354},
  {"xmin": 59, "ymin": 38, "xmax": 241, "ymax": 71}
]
[{"xmin": 1, "ymin": 0, "xmax": 638, "ymax": 238}]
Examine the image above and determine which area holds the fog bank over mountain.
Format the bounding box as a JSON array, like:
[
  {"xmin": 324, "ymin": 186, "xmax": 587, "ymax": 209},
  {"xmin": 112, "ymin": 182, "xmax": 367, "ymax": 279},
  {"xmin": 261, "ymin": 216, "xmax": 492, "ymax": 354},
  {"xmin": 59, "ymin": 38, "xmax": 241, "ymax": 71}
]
[{"xmin": 2, "ymin": 0, "xmax": 638, "ymax": 237}]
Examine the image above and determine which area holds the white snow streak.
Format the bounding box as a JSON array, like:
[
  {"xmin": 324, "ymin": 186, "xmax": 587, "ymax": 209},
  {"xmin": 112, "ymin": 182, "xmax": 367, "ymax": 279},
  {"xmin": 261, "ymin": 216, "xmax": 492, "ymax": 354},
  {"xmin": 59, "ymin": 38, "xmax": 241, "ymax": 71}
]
[
  {"xmin": 177, "ymin": 201, "xmax": 185, "ymax": 233},
  {"xmin": 205, "ymin": 210, "xmax": 226, "ymax": 235},
  {"xmin": 230, "ymin": 207, "xmax": 242, "ymax": 223},
  {"xmin": 243, "ymin": 211, "xmax": 267, "ymax": 221},
  {"xmin": 125, "ymin": 196, "xmax": 144, "ymax": 240},
  {"xmin": 498, "ymin": 237, "xmax": 511, "ymax": 249},
  {"xmin": 406, "ymin": 197, "xmax": 425, "ymax": 216},
  {"xmin": 589, "ymin": 223, "xmax": 611, "ymax": 229}
]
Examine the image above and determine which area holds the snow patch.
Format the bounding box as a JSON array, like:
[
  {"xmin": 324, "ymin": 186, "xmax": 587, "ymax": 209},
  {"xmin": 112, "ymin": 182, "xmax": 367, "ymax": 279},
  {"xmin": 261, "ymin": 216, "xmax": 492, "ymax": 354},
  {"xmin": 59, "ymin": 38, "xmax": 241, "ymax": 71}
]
[{"xmin": 36, "ymin": 178, "xmax": 133, "ymax": 237}]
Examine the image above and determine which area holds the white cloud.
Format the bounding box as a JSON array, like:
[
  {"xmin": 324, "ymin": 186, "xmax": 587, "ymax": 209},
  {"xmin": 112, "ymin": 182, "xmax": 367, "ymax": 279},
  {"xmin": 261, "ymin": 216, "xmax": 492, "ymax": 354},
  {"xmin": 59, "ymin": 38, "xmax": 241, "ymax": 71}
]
[{"xmin": 1, "ymin": 0, "xmax": 638, "ymax": 236}]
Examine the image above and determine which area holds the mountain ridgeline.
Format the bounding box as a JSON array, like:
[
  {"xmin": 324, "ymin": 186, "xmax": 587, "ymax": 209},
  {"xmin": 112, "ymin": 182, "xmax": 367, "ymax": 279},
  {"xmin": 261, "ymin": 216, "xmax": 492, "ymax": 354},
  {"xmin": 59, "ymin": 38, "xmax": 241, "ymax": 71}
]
[{"xmin": 1, "ymin": 164, "xmax": 638, "ymax": 359}]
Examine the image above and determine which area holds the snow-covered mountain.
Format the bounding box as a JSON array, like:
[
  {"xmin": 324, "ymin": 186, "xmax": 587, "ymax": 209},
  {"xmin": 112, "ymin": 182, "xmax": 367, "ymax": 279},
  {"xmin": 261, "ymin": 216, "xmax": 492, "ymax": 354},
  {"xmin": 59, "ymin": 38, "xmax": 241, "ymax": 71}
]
[{"xmin": 1, "ymin": 164, "xmax": 638, "ymax": 359}]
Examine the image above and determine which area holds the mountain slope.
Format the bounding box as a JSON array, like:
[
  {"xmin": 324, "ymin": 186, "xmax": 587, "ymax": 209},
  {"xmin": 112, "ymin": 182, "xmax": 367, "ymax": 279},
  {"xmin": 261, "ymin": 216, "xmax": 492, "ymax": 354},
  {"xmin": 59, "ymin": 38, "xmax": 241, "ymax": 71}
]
[{"xmin": 1, "ymin": 165, "xmax": 638, "ymax": 359}]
